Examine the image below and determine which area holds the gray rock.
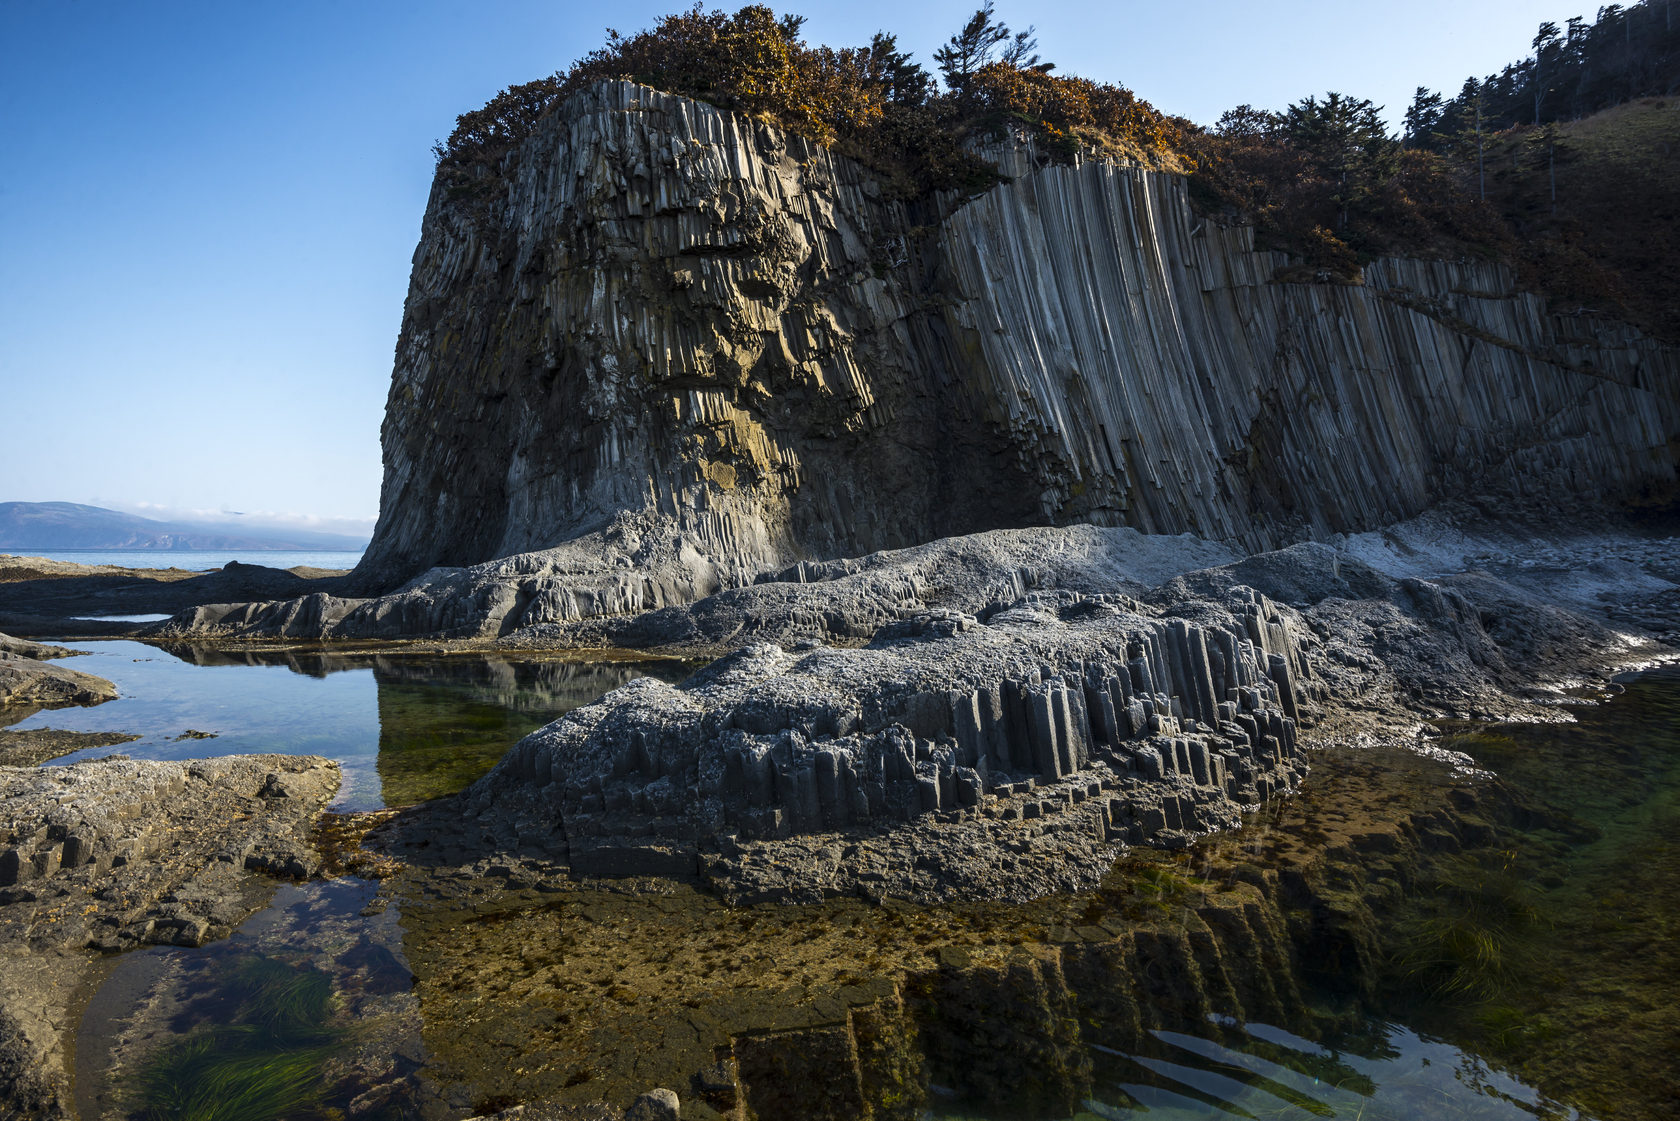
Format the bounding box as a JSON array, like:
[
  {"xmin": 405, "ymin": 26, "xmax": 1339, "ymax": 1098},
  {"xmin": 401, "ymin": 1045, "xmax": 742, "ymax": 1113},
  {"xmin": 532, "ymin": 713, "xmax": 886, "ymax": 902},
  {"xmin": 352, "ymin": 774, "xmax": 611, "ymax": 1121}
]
[
  {"xmin": 624, "ymin": 1089, "xmax": 680, "ymax": 1121},
  {"xmin": 149, "ymin": 82, "xmax": 1676, "ymax": 642},
  {"xmin": 0, "ymin": 754, "xmax": 339, "ymax": 1120},
  {"xmin": 0, "ymin": 631, "xmax": 116, "ymax": 710},
  {"xmin": 451, "ymin": 582, "xmax": 1313, "ymax": 903}
]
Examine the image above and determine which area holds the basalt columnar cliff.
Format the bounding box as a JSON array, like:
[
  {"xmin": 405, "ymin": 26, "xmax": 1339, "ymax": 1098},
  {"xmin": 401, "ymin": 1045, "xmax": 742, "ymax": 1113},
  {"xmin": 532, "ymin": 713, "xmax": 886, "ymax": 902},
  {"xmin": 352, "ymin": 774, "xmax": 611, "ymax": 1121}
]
[{"xmin": 172, "ymin": 80, "xmax": 1679, "ymax": 643}]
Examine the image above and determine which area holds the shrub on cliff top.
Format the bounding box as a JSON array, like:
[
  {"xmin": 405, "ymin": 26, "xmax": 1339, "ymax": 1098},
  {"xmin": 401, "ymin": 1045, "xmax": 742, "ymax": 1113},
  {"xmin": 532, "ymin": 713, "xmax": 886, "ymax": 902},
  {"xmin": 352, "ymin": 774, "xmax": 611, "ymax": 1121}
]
[
  {"xmin": 963, "ymin": 63, "xmax": 1189, "ymax": 168},
  {"xmin": 432, "ymin": 4, "xmax": 1189, "ymax": 195}
]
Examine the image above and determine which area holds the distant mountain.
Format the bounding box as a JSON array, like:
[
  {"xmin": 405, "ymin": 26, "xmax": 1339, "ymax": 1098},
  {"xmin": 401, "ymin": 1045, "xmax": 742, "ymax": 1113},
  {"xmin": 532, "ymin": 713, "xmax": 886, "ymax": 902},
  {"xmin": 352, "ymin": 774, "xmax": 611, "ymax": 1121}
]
[{"xmin": 0, "ymin": 502, "xmax": 369, "ymax": 551}]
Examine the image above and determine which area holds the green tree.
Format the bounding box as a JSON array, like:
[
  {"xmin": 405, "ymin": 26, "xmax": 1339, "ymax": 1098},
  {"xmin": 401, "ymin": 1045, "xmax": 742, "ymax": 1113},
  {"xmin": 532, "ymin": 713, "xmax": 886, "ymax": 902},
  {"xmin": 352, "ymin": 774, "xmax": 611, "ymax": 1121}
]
[
  {"xmin": 1403, "ymin": 87, "xmax": 1444, "ymax": 149},
  {"xmin": 866, "ymin": 31, "xmax": 933, "ymax": 106},
  {"xmin": 1282, "ymin": 92, "xmax": 1399, "ymax": 227},
  {"xmin": 933, "ymin": 2, "xmax": 1013, "ymax": 91},
  {"xmin": 1215, "ymin": 104, "xmax": 1278, "ymax": 140},
  {"xmin": 999, "ymin": 25, "xmax": 1051, "ymax": 71}
]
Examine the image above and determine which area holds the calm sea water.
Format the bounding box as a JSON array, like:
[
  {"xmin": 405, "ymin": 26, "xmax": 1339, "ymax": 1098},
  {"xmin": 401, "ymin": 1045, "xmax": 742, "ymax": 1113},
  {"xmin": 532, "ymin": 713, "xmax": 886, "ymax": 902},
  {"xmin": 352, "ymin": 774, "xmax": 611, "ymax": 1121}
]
[
  {"xmin": 6, "ymin": 548, "xmax": 364, "ymax": 572},
  {"xmin": 6, "ymin": 639, "xmax": 692, "ymax": 810}
]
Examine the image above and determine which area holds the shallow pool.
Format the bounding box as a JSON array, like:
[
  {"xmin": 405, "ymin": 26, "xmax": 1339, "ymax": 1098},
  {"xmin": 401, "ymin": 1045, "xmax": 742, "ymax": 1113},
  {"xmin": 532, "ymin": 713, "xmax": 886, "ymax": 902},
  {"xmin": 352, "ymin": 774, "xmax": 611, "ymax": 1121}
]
[
  {"xmin": 59, "ymin": 657, "xmax": 1680, "ymax": 1121},
  {"xmin": 5, "ymin": 640, "xmax": 694, "ymax": 810}
]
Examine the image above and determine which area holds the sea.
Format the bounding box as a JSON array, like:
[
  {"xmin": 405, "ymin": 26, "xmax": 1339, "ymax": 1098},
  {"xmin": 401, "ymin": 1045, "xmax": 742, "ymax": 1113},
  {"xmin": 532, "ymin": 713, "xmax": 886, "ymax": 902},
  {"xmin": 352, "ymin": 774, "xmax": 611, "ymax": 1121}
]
[{"xmin": 3, "ymin": 549, "xmax": 364, "ymax": 572}]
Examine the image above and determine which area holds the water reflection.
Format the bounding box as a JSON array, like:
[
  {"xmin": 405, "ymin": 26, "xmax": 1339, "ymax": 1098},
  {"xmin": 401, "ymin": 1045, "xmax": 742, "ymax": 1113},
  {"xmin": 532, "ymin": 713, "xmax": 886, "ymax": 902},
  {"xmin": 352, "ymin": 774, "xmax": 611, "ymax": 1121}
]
[
  {"xmin": 948, "ymin": 1017, "xmax": 1592, "ymax": 1120},
  {"xmin": 61, "ymin": 661, "xmax": 1680, "ymax": 1121},
  {"xmin": 5, "ymin": 640, "xmax": 693, "ymax": 809}
]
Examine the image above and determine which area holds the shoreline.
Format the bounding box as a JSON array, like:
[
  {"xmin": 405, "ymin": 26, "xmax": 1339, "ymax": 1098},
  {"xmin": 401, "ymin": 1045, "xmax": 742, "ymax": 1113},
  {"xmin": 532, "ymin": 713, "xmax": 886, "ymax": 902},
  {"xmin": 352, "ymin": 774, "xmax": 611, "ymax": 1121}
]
[{"xmin": 1, "ymin": 511, "xmax": 1676, "ymax": 1118}]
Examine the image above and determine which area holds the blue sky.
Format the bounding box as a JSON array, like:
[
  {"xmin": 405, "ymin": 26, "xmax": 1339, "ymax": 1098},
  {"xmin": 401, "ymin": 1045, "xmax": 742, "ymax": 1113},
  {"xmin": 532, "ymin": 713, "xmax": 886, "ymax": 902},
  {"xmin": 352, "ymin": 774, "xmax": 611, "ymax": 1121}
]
[{"xmin": 0, "ymin": 0, "xmax": 1559, "ymax": 533}]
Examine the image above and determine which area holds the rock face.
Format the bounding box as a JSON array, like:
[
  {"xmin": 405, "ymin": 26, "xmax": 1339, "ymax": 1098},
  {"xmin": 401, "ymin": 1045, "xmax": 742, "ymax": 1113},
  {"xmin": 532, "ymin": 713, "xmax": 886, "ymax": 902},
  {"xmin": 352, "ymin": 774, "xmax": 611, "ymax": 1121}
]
[
  {"xmin": 172, "ymin": 81, "xmax": 1678, "ymax": 641},
  {"xmin": 455, "ymin": 582, "xmax": 1315, "ymax": 901},
  {"xmin": 353, "ymin": 81, "xmax": 1674, "ymax": 593}
]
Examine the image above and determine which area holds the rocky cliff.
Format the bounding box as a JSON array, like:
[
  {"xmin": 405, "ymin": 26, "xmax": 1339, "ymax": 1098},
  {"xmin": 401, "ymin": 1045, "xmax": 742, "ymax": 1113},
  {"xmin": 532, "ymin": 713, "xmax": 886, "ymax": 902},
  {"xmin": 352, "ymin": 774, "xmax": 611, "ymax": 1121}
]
[
  {"xmin": 356, "ymin": 81, "xmax": 1675, "ymax": 593},
  {"xmin": 169, "ymin": 80, "xmax": 1678, "ymax": 642}
]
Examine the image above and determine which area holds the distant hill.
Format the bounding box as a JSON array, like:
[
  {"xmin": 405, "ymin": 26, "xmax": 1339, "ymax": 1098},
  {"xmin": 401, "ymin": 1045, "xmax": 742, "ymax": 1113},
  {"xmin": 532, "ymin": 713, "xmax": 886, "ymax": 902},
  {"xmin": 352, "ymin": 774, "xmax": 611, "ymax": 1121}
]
[{"xmin": 0, "ymin": 502, "xmax": 369, "ymax": 551}]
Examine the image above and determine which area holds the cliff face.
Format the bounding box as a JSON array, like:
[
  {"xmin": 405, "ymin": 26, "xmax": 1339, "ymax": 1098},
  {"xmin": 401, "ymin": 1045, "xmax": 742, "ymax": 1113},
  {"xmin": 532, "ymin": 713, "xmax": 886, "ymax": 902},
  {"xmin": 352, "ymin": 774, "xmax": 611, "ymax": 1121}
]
[{"xmin": 350, "ymin": 80, "xmax": 1676, "ymax": 609}]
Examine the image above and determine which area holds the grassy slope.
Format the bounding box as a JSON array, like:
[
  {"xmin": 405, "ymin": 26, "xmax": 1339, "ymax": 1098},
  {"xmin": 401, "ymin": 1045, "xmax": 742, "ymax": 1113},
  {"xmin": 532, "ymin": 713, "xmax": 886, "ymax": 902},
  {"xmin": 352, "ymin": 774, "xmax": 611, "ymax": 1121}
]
[{"xmin": 1481, "ymin": 98, "xmax": 1680, "ymax": 341}]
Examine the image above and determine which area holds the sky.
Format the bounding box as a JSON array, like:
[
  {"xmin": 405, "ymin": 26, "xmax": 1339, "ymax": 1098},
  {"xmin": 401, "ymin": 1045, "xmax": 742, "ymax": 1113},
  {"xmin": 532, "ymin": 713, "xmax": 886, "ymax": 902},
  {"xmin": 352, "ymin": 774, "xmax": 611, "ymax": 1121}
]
[{"xmin": 0, "ymin": 0, "xmax": 1565, "ymax": 533}]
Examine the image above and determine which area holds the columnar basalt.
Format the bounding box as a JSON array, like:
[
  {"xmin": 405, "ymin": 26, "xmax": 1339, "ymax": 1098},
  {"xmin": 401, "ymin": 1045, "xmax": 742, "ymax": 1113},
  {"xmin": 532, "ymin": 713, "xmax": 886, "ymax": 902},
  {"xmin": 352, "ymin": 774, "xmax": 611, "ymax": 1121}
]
[
  {"xmin": 164, "ymin": 80, "xmax": 1677, "ymax": 643},
  {"xmin": 458, "ymin": 586, "xmax": 1316, "ymax": 899}
]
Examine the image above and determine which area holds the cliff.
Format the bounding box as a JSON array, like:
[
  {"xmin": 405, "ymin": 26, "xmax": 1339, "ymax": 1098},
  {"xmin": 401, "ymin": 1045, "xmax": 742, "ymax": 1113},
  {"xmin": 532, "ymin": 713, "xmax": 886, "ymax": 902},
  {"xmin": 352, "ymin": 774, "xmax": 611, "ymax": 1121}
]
[{"xmin": 185, "ymin": 80, "xmax": 1679, "ymax": 640}]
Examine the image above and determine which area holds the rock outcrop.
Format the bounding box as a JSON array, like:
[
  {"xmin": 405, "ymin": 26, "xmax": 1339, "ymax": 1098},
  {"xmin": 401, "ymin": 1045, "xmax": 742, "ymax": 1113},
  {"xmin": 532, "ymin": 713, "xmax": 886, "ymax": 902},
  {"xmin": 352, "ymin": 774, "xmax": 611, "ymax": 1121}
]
[
  {"xmin": 0, "ymin": 630, "xmax": 115, "ymax": 710},
  {"xmin": 0, "ymin": 557, "xmax": 350, "ymax": 638},
  {"xmin": 441, "ymin": 577, "xmax": 1317, "ymax": 902},
  {"xmin": 166, "ymin": 80, "xmax": 1678, "ymax": 642}
]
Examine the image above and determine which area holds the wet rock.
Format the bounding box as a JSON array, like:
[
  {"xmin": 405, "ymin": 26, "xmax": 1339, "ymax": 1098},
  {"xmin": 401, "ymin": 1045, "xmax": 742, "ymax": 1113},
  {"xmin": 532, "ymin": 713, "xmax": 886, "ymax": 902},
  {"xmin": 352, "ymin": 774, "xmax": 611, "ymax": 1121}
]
[
  {"xmin": 0, "ymin": 728, "xmax": 137, "ymax": 769},
  {"xmin": 0, "ymin": 753, "xmax": 339, "ymax": 1119},
  {"xmin": 0, "ymin": 630, "xmax": 116, "ymax": 710}
]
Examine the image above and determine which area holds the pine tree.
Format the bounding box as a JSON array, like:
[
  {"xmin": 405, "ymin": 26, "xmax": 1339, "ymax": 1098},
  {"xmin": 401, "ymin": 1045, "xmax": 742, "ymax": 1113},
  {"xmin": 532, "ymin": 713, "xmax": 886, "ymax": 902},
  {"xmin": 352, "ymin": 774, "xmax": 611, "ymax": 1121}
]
[
  {"xmin": 1403, "ymin": 87, "xmax": 1444, "ymax": 149},
  {"xmin": 1282, "ymin": 92, "xmax": 1399, "ymax": 227},
  {"xmin": 867, "ymin": 32, "xmax": 933, "ymax": 106},
  {"xmin": 999, "ymin": 26, "xmax": 1050, "ymax": 71},
  {"xmin": 933, "ymin": 2, "xmax": 1013, "ymax": 91}
]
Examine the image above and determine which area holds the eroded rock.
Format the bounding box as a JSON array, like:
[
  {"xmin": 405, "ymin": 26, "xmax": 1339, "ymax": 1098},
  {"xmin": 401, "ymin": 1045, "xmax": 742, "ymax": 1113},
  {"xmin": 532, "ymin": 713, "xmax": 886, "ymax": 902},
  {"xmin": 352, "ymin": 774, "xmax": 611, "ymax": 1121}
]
[{"xmin": 447, "ymin": 584, "xmax": 1315, "ymax": 903}]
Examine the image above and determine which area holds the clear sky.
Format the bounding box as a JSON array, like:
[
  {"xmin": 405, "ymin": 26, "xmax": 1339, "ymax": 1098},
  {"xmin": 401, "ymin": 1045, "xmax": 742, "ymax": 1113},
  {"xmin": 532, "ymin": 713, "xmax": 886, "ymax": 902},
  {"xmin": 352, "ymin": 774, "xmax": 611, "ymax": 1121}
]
[{"xmin": 0, "ymin": 0, "xmax": 1562, "ymax": 534}]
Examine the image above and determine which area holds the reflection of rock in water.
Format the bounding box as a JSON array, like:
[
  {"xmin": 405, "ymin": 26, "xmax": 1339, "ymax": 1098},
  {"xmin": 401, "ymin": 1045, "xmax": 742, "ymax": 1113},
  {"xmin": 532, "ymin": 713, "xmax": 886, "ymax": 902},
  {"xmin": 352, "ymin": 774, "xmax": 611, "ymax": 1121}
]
[
  {"xmin": 374, "ymin": 657, "xmax": 681, "ymax": 714},
  {"xmin": 371, "ymin": 657, "xmax": 690, "ymax": 808},
  {"xmin": 146, "ymin": 645, "xmax": 693, "ymax": 807},
  {"xmin": 394, "ymin": 742, "xmax": 1530, "ymax": 1120}
]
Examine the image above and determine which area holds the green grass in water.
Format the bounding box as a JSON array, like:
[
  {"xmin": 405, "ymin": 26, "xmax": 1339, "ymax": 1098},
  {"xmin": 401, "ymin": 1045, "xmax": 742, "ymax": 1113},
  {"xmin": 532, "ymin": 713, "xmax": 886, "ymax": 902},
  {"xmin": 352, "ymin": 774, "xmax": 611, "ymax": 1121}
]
[{"xmin": 137, "ymin": 956, "xmax": 342, "ymax": 1121}]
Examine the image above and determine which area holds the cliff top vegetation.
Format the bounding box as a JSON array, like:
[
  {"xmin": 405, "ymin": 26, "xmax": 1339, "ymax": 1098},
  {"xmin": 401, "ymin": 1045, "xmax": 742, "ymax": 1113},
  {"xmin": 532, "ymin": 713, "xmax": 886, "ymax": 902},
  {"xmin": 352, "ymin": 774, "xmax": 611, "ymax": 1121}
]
[
  {"xmin": 434, "ymin": 1, "xmax": 1680, "ymax": 339},
  {"xmin": 433, "ymin": 3, "xmax": 1190, "ymax": 197}
]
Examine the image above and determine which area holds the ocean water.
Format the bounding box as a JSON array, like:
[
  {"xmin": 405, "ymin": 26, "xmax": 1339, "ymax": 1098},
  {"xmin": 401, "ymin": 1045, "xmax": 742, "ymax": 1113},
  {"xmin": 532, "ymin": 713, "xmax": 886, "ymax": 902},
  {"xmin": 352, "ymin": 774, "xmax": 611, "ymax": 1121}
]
[{"xmin": 4, "ymin": 548, "xmax": 364, "ymax": 572}]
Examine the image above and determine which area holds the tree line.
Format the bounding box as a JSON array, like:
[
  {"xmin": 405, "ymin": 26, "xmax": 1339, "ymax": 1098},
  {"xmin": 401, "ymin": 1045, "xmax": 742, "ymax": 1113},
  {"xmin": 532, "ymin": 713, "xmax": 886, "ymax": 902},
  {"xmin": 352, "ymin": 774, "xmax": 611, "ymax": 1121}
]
[
  {"xmin": 1406, "ymin": 0, "xmax": 1680, "ymax": 151},
  {"xmin": 429, "ymin": 3, "xmax": 1675, "ymax": 334}
]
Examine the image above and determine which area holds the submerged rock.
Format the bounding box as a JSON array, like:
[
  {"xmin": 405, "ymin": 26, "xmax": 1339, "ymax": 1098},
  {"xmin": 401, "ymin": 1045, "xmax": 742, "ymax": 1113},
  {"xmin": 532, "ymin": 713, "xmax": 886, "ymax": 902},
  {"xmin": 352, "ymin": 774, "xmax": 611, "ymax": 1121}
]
[{"xmin": 0, "ymin": 753, "xmax": 339, "ymax": 1119}]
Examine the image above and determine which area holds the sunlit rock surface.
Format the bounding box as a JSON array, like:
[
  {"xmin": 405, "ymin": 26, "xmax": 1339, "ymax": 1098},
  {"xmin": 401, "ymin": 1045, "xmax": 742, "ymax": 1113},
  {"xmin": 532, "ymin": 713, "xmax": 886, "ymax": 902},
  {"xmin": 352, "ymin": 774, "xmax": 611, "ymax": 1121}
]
[
  {"xmin": 167, "ymin": 80, "xmax": 1676, "ymax": 641},
  {"xmin": 458, "ymin": 584, "xmax": 1315, "ymax": 901}
]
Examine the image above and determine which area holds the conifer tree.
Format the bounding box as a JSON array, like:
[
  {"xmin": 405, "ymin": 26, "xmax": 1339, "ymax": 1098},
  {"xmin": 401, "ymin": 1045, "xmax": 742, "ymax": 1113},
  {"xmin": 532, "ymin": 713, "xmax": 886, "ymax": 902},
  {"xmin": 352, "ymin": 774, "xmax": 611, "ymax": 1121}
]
[
  {"xmin": 1403, "ymin": 87, "xmax": 1444, "ymax": 149},
  {"xmin": 867, "ymin": 32, "xmax": 933, "ymax": 106},
  {"xmin": 1282, "ymin": 92, "xmax": 1399, "ymax": 227},
  {"xmin": 933, "ymin": 2, "xmax": 1013, "ymax": 91}
]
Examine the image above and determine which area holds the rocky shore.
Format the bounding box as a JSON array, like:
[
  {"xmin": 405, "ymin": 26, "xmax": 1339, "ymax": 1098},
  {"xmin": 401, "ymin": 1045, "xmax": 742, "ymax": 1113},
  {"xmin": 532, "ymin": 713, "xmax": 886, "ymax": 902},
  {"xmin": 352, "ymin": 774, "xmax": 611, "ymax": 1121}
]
[
  {"xmin": 0, "ymin": 554, "xmax": 350, "ymax": 639},
  {"xmin": 0, "ymin": 754, "xmax": 339, "ymax": 1119},
  {"xmin": 0, "ymin": 631, "xmax": 116, "ymax": 714},
  {"xmin": 2, "ymin": 71, "xmax": 1676, "ymax": 1121},
  {"xmin": 2, "ymin": 511, "xmax": 1672, "ymax": 1119}
]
